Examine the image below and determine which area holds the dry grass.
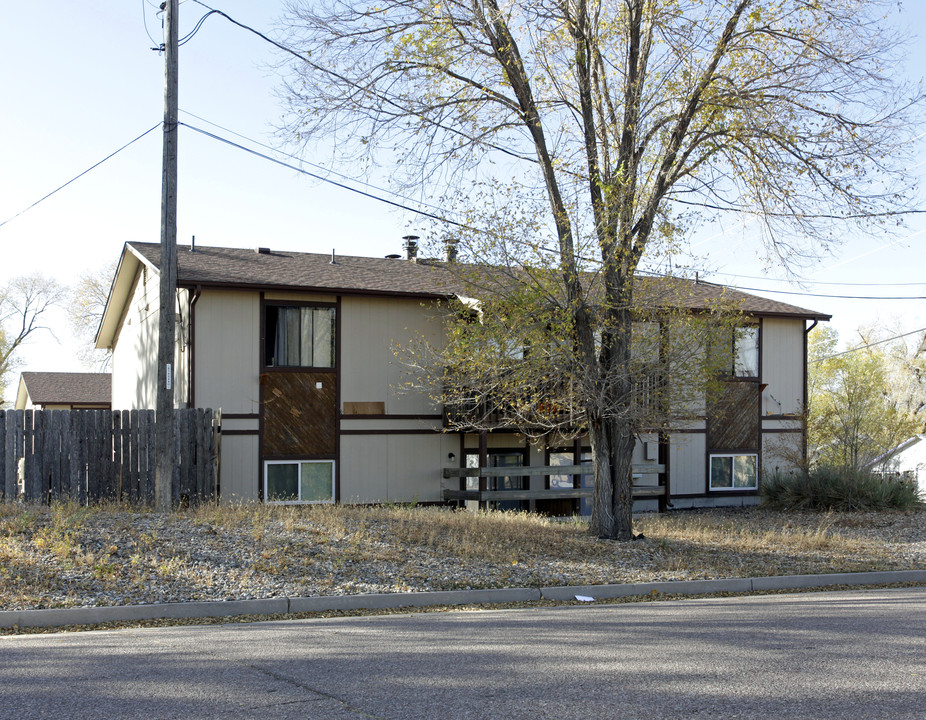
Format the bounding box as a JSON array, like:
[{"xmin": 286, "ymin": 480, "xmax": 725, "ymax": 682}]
[{"xmin": 0, "ymin": 501, "xmax": 923, "ymax": 613}]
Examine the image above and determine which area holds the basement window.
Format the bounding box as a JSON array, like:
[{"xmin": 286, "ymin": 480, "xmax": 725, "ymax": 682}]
[
  {"xmin": 264, "ymin": 460, "xmax": 335, "ymax": 503},
  {"xmin": 709, "ymin": 454, "xmax": 758, "ymax": 491}
]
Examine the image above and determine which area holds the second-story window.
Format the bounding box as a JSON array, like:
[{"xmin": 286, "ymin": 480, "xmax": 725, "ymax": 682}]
[
  {"xmin": 733, "ymin": 325, "xmax": 759, "ymax": 377},
  {"xmin": 265, "ymin": 305, "xmax": 336, "ymax": 368}
]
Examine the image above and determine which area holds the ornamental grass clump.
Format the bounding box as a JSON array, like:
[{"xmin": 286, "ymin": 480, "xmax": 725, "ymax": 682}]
[{"xmin": 762, "ymin": 467, "xmax": 922, "ymax": 511}]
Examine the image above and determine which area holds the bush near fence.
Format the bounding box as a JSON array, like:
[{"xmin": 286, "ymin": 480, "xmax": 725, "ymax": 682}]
[{"xmin": 0, "ymin": 409, "xmax": 220, "ymax": 506}]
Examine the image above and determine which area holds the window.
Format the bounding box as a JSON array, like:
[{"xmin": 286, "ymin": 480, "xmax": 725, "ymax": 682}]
[
  {"xmin": 546, "ymin": 448, "xmax": 593, "ymax": 515},
  {"xmin": 265, "ymin": 460, "xmax": 334, "ymax": 503},
  {"xmin": 464, "ymin": 450, "xmax": 527, "ymax": 510},
  {"xmin": 709, "ymin": 454, "xmax": 758, "ymax": 490},
  {"xmin": 733, "ymin": 326, "xmax": 759, "ymax": 377},
  {"xmin": 265, "ymin": 305, "xmax": 335, "ymax": 368},
  {"xmin": 548, "ymin": 451, "xmax": 576, "ymax": 489}
]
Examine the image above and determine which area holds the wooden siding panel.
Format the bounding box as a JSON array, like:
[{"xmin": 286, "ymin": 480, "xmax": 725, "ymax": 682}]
[
  {"xmin": 340, "ymin": 435, "xmax": 388, "ymax": 503},
  {"xmin": 386, "ymin": 434, "xmax": 444, "ymax": 502},
  {"xmin": 263, "ymin": 372, "xmax": 336, "ymax": 457},
  {"xmin": 219, "ymin": 434, "xmax": 259, "ymax": 502},
  {"xmin": 708, "ymin": 382, "xmax": 760, "ymax": 451},
  {"xmin": 762, "ymin": 431, "xmax": 803, "ymax": 477},
  {"xmin": 193, "ymin": 290, "xmax": 260, "ymax": 415},
  {"xmin": 340, "ymin": 296, "xmax": 444, "ymax": 416},
  {"xmin": 761, "ymin": 318, "xmax": 804, "ymax": 416},
  {"xmin": 669, "ymin": 433, "xmax": 706, "ymax": 495}
]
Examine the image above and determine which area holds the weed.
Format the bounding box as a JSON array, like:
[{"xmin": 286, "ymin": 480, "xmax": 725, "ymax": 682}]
[{"xmin": 762, "ymin": 467, "xmax": 923, "ymax": 511}]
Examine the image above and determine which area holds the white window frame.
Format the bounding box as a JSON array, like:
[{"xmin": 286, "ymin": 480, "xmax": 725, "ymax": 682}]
[
  {"xmin": 709, "ymin": 453, "xmax": 758, "ymax": 491},
  {"xmin": 264, "ymin": 460, "xmax": 335, "ymax": 504}
]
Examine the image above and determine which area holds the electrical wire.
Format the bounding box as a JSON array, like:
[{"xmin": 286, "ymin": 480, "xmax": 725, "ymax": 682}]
[
  {"xmin": 710, "ymin": 283, "xmax": 926, "ymax": 301},
  {"xmin": 702, "ymin": 271, "xmax": 926, "ymax": 288},
  {"xmin": 178, "ymin": 9, "xmax": 218, "ymax": 46},
  {"xmin": 812, "ymin": 326, "xmax": 926, "ymax": 363},
  {"xmin": 0, "ymin": 124, "xmax": 162, "ymax": 231},
  {"xmin": 185, "ymin": 0, "xmax": 538, "ymax": 165},
  {"xmin": 142, "ymin": 0, "xmax": 162, "ymax": 48},
  {"xmin": 179, "ymin": 121, "xmax": 477, "ymax": 231},
  {"xmin": 179, "ymin": 109, "xmax": 449, "ymax": 217}
]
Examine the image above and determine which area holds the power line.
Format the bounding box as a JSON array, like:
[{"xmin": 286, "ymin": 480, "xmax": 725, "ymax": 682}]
[
  {"xmin": 813, "ymin": 326, "xmax": 926, "ymax": 363},
  {"xmin": 179, "ymin": 109, "xmax": 449, "ymax": 217},
  {"xmin": 702, "ymin": 271, "xmax": 926, "ymax": 288},
  {"xmin": 179, "ymin": 121, "xmax": 476, "ymax": 231},
  {"xmin": 720, "ymin": 284, "xmax": 926, "ymax": 301},
  {"xmin": 185, "ymin": 0, "xmax": 538, "ymax": 165},
  {"xmin": 0, "ymin": 123, "xmax": 162, "ymax": 231}
]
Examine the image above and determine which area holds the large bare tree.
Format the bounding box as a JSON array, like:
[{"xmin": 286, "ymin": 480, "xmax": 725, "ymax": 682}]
[
  {"xmin": 67, "ymin": 263, "xmax": 115, "ymax": 372},
  {"xmin": 279, "ymin": 0, "xmax": 922, "ymax": 538},
  {"xmin": 0, "ymin": 274, "xmax": 64, "ymax": 404}
]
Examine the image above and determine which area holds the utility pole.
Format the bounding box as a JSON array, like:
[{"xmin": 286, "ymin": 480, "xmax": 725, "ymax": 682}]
[{"xmin": 155, "ymin": 0, "xmax": 179, "ymax": 513}]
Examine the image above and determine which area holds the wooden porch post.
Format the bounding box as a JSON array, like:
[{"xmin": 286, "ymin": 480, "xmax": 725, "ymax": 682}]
[{"xmin": 478, "ymin": 430, "xmax": 488, "ymax": 510}]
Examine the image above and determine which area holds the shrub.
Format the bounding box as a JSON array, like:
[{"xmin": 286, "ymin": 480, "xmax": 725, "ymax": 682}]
[{"xmin": 762, "ymin": 466, "xmax": 922, "ymax": 511}]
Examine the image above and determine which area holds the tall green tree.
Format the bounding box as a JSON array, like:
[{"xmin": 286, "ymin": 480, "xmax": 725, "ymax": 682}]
[
  {"xmin": 808, "ymin": 326, "xmax": 920, "ymax": 471},
  {"xmin": 280, "ymin": 0, "xmax": 922, "ymax": 538}
]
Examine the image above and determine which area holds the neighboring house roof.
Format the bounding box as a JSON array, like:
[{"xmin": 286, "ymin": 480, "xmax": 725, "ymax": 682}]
[
  {"xmin": 97, "ymin": 241, "xmax": 829, "ymax": 347},
  {"xmin": 868, "ymin": 434, "xmax": 926, "ymax": 470},
  {"xmin": 16, "ymin": 372, "xmax": 112, "ymax": 409}
]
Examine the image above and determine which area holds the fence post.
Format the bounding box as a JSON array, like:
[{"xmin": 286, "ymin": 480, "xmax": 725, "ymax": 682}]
[
  {"xmin": 31, "ymin": 410, "xmax": 46, "ymax": 503},
  {"xmin": 112, "ymin": 411, "xmax": 122, "ymax": 502},
  {"xmin": 0, "ymin": 411, "xmax": 5, "ymax": 501},
  {"xmin": 22, "ymin": 410, "xmax": 34, "ymax": 502}
]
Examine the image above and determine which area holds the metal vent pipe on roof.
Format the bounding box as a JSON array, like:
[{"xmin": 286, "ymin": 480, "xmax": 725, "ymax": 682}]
[
  {"xmin": 402, "ymin": 235, "xmax": 419, "ymax": 261},
  {"xmin": 444, "ymin": 239, "xmax": 458, "ymax": 263}
]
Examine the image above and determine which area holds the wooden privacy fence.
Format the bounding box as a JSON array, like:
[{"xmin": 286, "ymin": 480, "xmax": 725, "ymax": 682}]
[{"xmin": 0, "ymin": 409, "xmax": 221, "ymax": 506}]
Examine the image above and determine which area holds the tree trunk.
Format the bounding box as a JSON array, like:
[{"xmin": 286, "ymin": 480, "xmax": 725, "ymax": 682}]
[
  {"xmin": 589, "ymin": 301, "xmax": 636, "ymax": 540},
  {"xmin": 610, "ymin": 417, "xmax": 636, "ymax": 540},
  {"xmin": 589, "ymin": 416, "xmax": 636, "ymax": 540}
]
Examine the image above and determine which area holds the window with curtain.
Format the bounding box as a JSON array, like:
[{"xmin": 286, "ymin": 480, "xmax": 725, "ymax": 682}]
[{"xmin": 265, "ymin": 305, "xmax": 335, "ymax": 368}]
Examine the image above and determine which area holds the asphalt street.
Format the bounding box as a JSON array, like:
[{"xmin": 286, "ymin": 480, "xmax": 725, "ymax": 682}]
[{"xmin": 1, "ymin": 587, "xmax": 924, "ymax": 719}]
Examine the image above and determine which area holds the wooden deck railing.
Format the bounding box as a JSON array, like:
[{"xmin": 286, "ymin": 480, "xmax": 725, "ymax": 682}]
[{"xmin": 442, "ymin": 463, "xmax": 667, "ymax": 504}]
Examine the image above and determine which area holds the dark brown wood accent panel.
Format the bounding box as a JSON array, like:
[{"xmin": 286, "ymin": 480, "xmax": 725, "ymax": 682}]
[
  {"xmin": 263, "ymin": 372, "xmax": 336, "ymax": 456},
  {"xmin": 708, "ymin": 381, "xmax": 759, "ymax": 451}
]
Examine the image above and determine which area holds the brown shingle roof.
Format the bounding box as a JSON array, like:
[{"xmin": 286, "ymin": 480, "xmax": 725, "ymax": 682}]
[
  {"xmin": 127, "ymin": 242, "xmax": 829, "ymax": 320},
  {"xmin": 128, "ymin": 242, "xmax": 461, "ymax": 297},
  {"xmin": 20, "ymin": 372, "xmax": 111, "ymax": 406}
]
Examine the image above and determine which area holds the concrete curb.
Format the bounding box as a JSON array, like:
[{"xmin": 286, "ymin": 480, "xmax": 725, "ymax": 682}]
[{"xmin": 2, "ymin": 570, "xmax": 925, "ymax": 630}]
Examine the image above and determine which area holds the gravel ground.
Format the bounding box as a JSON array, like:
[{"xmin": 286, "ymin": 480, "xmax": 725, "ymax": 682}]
[{"xmin": 0, "ymin": 504, "xmax": 924, "ymax": 612}]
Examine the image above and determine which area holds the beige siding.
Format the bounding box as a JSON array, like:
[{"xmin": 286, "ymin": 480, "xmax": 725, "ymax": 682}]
[
  {"xmin": 340, "ymin": 296, "xmax": 444, "ymax": 416},
  {"xmin": 110, "ymin": 270, "xmax": 190, "ymax": 410},
  {"xmin": 193, "ymin": 290, "xmax": 260, "ymax": 415},
  {"xmin": 339, "ymin": 433, "xmax": 450, "ymax": 503},
  {"xmin": 669, "ymin": 433, "xmax": 706, "ymax": 495},
  {"xmin": 761, "ymin": 318, "xmax": 805, "ymax": 415},
  {"xmin": 220, "ymin": 435, "xmax": 260, "ymax": 502},
  {"xmin": 762, "ymin": 431, "xmax": 804, "ymax": 478},
  {"xmin": 111, "ymin": 268, "xmax": 158, "ymax": 409}
]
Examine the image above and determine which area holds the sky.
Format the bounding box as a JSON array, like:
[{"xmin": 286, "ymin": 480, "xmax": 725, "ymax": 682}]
[{"xmin": 1, "ymin": 1, "xmax": 925, "ymax": 402}]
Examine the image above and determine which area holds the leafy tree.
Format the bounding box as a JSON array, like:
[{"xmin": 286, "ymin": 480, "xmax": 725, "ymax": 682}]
[
  {"xmin": 280, "ymin": 0, "xmax": 923, "ymax": 538},
  {"xmin": 807, "ymin": 326, "xmax": 920, "ymax": 472},
  {"xmin": 67, "ymin": 264, "xmax": 115, "ymax": 371},
  {"xmin": 0, "ymin": 275, "xmax": 65, "ymax": 404}
]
